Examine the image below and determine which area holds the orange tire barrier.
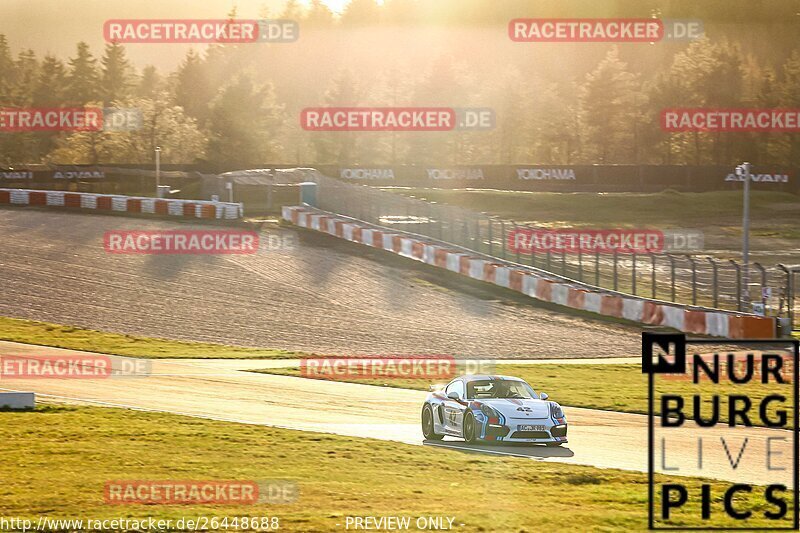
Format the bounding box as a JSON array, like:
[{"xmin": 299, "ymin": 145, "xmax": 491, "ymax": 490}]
[
  {"xmin": 459, "ymin": 256, "xmax": 472, "ymax": 275},
  {"xmin": 567, "ymin": 288, "xmax": 586, "ymax": 309},
  {"xmin": 96, "ymin": 196, "xmax": 113, "ymax": 210},
  {"xmin": 127, "ymin": 198, "xmax": 142, "ymax": 213},
  {"xmin": 600, "ymin": 295, "xmax": 624, "ymax": 318},
  {"xmin": 483, "ymin": 263, "xmax": 499, "ymax": 284},
  {"xmin": 64, "ymin": 193, "xmax": 82, "ymax": 207},
  {"xmin": 434, "ymin": 248, "xmax": 448, "ymax": 268},
  {"xmin": 28, "ymin": 191, "xmax": 47, "ymax": 206},
  {"xmin": 683, "ymin": 310, "xmax": 707, "ymax": 334},
  {"xmin": 536, "ymin": 279, "xmax": 553, "ymax": 301},
  {"xmin": 728, "ymin": 315, "xmax": 775, "ymax": 339},
  {"xmin": 642, "ymin": 302, "xmax": 664, "ymax": 325},
  {"xmin": 412, "ymin": 241, "xmax": 425, "ymax": 260},
  {"xmin": 199, "ymin": 204, "xmax": 216, "ymax": 218},
  {"xmin": 509, "ymin": 270, "xmax": 525, "ymax": 292}
]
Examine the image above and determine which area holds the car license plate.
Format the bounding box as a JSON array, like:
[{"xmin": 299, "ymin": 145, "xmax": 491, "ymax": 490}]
[{"xmin": 518, "ymin": 424, "xmax": 546, "ymax": 431}]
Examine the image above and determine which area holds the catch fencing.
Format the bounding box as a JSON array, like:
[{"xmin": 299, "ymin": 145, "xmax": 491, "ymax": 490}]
[{"xmin": 308, "ymin": 172, "xmax": 795, "ymax": 325}]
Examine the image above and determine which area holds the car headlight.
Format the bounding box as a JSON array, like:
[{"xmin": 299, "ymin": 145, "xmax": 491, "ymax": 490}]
[
  {"xmin": 480, "ymin": 404, "xmax": 499, "ymax": 418},
  {"xmin": 549, "ymin": 402, "xmax": 564, "ymax": 419}
]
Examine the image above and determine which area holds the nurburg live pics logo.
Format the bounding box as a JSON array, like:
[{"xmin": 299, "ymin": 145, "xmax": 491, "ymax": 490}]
[{"xmin": 643, "ymin": 332, "xmax": 799, "ymax": 530}]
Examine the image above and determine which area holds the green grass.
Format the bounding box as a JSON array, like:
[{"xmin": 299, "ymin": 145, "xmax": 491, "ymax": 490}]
[
  {"xmin": 0, "ymin": 405, "xmax": 786, "ymax": 531},
  {"xmin": 0, "ymin": 316, "xmax": 301, "ymax": 359},
  {"xmin": 387, "ymin": 188, "xmax": 800, "ymax": 229},
  {"xmin": 253, "ymin": 363, "xmax": 793, "ymax": 426}
]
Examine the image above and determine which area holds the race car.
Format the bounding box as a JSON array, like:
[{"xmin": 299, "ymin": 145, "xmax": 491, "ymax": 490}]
[{"xmin": 421, "ymin": 375, "xmax": 568, "ymax": 446}]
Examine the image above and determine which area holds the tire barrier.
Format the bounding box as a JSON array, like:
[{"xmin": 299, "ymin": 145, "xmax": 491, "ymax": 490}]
[
  {"xmin": 0, "ymin": 188, "xmax": 243, "ymax": 220},
  {"xmin": 283, "ymin": 205, "xmax": 777, "ymax": 339}
]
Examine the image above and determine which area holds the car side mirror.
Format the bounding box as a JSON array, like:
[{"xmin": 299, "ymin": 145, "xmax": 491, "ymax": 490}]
[
  {"xmin": 447, "ymin": 391, "xmax": 460, "ymax": 400},
  {"xmin": 540, "ymin": 392, "xmax": 549, "ymax": 401}
]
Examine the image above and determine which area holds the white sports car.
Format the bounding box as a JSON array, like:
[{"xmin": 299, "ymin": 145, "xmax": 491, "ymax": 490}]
[{"xmin": 421, "ymin": 375, "xmax": 568, "ymax": 446}]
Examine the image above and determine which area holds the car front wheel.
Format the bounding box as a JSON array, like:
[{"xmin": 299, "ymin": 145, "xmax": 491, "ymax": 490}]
[
  {"xmin": 421, "ymin": 404, "xmax": 444, "ymax": 441},
  {"xmin": 463, "ymin": 413, "xmax": 479, "ymax": 444}
]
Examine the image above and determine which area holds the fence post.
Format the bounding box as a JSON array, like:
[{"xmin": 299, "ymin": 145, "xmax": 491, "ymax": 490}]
[
  {"xmin": 500, "ymin": 221, "xmax": 506, "ymax": 260},
  {"xmin": 577, "ymin": 248, "xmax": 583, "ymax": 282},
  {"xmin": 487, "ymin": 218, "xmax": 493, "ymax": 256},
  {"xmin": 475, "ymin": 217, "xmax": 481, "ymax": 253},
  {"xmin": 595, "ymin": 249, "xmax": 600, "ymax": 286},
  {"xmin": 515, "ymin": 224, "xmax": 521, "ymax": 263},
  {"xmin": 729, "ymin": 259, "xmax": 742, "ymax": 311},
  {"xmin": 651, "ymin": 254, "xmax": 657, "ymax": 299},
  {"xmin": 753, "ymin": 262, "xmax": 767, "ymax": 307},
  {"xmin": 778, "ymin": 264, "xmax": 794, "ymax": 326},
  {"xmin": 561, "ymin": 249, "xmax": 567, "ymax": 275},
  {"xmin": 686, "ymin": 255, "xmax": 697, "ymax": 305},
  {"xmin": 613, "ymin": 251, "xmax": 618, "ymax": 291},
  {"xmin": 707, "ymin": 257, "xmax": 719, "ymax": 308},
  {"xmin": 631, "ymin": 252, "xmax": 637, "ymax": 295},
  {"xmin": 669, "ymin": 255, "xmax": 676, "ymax": 302}
]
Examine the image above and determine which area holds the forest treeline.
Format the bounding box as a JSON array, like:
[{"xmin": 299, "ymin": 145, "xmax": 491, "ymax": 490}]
[{"xmin": 1, "ymin": 0, "xmax": 800, "ymax": 171}]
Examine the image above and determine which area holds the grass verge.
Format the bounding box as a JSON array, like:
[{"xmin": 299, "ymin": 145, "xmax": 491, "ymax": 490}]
[
  {"xmin": 0, "ymin": 316, "xmax": 301, "ymax": 359},
  {"xmin": 386, "ymin": 188, "xmax": 800, "ymax": 230},
  {"xmin": 0, "ymin": 404, "xmax": 784, "ymax": 531}
]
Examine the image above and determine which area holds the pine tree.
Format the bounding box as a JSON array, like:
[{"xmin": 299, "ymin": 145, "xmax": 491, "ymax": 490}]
[
  {"xmin": 207, "ymin": 73, "xmax": 284, "ymax": 169},
  {"xmin": 136, "ymin": 66, "xmax": 161, "ymax": 99},
  {"xmin": 579, "ymin": 47, "xmax": 640, "ymax": 163},
  {"xmin": 0, "ymin": 35, "xmax": 14, "ymax": 104},
  {"xmin": 174, "ymin": 49, "xmax": 213, "ymax": 124},
  {"xmin": 100, "ymin": 42, "xmax": 134, "ymax": 106},
  {"xmin": 305, "ymin": 0, "xmax": 335, "ymax": 29},
  {"xmin": 65, "ymin": 42, "xmax": 100, "ymax": 105},
  {"xmin": 33, "ymin": 55, "xmax": 67, "ymax": 106},
  {"xmin": 341, "ymin": 0, "xmax": 381, "ymax": 27}
]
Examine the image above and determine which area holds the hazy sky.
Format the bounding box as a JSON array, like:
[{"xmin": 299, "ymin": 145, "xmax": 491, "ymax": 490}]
[{"xmin": 0, "ymin": 0, "xmax": 336, "ymax": 71}]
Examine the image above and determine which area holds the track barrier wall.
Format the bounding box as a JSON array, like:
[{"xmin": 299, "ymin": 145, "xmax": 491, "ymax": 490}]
[
  {"xmin": 282, "ymin": 205, "xmax": 777, "ymax": 339},
  {"xmin": 0, "ymin": 189, "xmax": 244, "ymax": 220}
]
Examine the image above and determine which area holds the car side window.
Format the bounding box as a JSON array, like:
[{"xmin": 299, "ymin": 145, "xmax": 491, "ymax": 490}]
[{"xmin": 452, "ymin": 380, "xmax": 465, "ymax": 399}]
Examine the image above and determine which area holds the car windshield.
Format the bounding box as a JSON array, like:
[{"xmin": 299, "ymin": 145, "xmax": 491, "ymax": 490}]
[{"xmin": 466, "ymin": 380, "xmax": 537, "ymax": 399}]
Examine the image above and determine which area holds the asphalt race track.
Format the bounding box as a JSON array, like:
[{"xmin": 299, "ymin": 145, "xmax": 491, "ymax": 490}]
[
  {"xmin": 0, "ymin": 344, "xmax": 790, "ymax": 486},
  {"xmin": 0, "ymin": 208, "xmax": 641, "ymax": 358}
]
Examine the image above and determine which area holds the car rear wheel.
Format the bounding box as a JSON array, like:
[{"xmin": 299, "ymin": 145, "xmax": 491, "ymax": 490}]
[
  {"xmin": 463, "ymin": 413, "xmax": 479, "ymax": 444},
  {"xmin": 421, "ymin": 404, "xmax": 443, "ymax": 441}
]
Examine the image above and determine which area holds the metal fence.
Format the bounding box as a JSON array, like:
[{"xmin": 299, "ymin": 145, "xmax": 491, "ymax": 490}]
[{"xmin": 309, "ymin": 173, "xmax": 795, "ymax": 323}]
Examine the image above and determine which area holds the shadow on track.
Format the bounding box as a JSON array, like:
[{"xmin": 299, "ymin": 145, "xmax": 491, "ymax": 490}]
[{"xmin": 422, "ymin": 439, "xmax": 575, "ymax": 459}]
